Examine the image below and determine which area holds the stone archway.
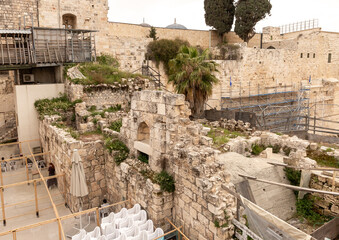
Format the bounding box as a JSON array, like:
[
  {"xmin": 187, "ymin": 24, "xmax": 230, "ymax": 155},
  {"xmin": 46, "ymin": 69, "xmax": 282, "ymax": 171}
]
[
  {"xmin": 267, "ymin": 46, "xmax": 276, "ymax": 49},
  {"xmin": 137, "ymin": 122, "xmax": 150, "ymax": 144},
  {"xmin": 62, "ymin": 14, "xmax": 77, "ymax": 29}
]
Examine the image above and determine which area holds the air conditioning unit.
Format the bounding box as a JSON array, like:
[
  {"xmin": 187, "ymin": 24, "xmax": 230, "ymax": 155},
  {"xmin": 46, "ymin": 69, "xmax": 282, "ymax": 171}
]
[{"xmin": 23, "ymin": 74, "xmax": 34, "ymax": 83}]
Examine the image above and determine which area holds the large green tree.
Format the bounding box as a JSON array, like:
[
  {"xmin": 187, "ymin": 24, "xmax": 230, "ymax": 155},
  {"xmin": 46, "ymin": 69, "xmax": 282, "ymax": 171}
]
[
  {"xmin": 234, "ymin": 0, "xmax": 272, "ymax": 43},
  {"xmin": 169, "ymin": 46, "xmax": 219, "ymax": 116},
  {"xmin": 204, "ymin": 0, "xmax": 235, "ymax": 35}
]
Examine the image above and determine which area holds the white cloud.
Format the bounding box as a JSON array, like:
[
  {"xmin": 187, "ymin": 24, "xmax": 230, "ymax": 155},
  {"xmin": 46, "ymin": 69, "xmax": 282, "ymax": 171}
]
[{"xmin": 108, "ymin": 0, "xmax": 339, "ymax": 32}]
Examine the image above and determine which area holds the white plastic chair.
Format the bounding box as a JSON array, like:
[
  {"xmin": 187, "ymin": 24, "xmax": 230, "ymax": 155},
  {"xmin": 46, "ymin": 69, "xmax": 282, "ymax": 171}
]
[
  {"xmin": 139, "ymin": 220, "xmax": 153, "ymax": 233},
  {"xmin": 117, "ymin": 217, "xmax": 133, "ymax": 230},
  {"xmin": 115, "ymin": 233, "xmax": 127, "ymax": 240},
  {"xmin": 113, "ymin": 208, "xmax": 128, "ymax": 227},
  {"xmin": 127, "ymin": 204, "xmax": 141, "ymax": 216},
  {"xmin": 71, "ymin": 229, "xmax": 86, "ymax": 240},
  {"xmin": 106, "ymin": 230, "xmax": 120, "ymax": 240},
  {"xmin": 133, "ymin": 210, "xmax": 147, "ymax": 226},
  {"xmin": 129, "ymin": 230, "xmax": 148, "ymax": 240},
  {"xmin": 148, "ymin": 228, "xmax": 164, "ymax": 240},
  {"xmin": 103, "ymin": 224, "xmax": 116, "ymax": 236},
  {"xmin": 124, "ymin": 226, "xmax": 140, "ymax": 238},
  {"xmin": 101, "ymin": 213, "xmax": 115, "ymax": 232},
  {"xmin": 86, "ymin": 226, "xmax": 101, "ymax": 238}
]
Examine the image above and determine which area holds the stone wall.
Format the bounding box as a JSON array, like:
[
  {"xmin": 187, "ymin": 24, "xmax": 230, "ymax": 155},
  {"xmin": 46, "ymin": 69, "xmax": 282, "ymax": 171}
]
[
  {"xmin": 0, "ymin": 0, "xmax": 37, "ymax": 29},
  {"xmin": 39, "ymin": 116, "xmax": 107, "ymax": 212},
  {"xmin": 0, "ymin": 71, "xmax": 17, "ymax": 142},
  {"xmin": 119, "ymin": 91, "xmax": 236, "ymax": 239},
  {"xmin": 309, "ymin": 172, "xmax": 339, "ymax": 217}
]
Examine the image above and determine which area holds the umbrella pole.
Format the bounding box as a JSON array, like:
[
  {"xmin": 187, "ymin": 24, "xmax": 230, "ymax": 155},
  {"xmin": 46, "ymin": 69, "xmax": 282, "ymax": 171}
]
[{"xmin": 79, "ymin": 197, "xmax": 82, "ymax": 230}]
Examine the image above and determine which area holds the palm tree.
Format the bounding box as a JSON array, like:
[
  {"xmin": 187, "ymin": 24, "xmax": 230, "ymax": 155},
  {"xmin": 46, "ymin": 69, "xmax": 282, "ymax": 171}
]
[{"xmin": 169, "ymin": 46, "xmax": 219, "ymax": 116}]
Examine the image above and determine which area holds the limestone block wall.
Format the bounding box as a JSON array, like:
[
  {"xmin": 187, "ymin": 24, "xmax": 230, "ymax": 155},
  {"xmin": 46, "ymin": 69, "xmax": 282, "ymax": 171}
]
[
  {"xmin": 0, "ymin": 0, "xmax": 37, "ymax": 29},
  {"xmin": 39, "ymin": 117, "xmax": 107, "ymax": 211},
  {"xmin": 0, "ymin": 71, "xmax": 17, "ymax": 142},
  {"xmin": 65, "ymin": 77, "xmax": 156, "ymax": 108},
  {"xmin": 37, "ymin": 0, "xmax": 108, "ymax": 29},
  {"xmin": 104, "ymin": 157, "xmax": 174, "ymax": 231},
  {"xmin": 309, "ymin": 173, "xmax": 339, "ymax": 217}
]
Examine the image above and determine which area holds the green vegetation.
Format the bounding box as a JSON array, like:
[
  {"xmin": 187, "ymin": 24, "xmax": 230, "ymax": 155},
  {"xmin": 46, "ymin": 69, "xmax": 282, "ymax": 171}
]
[
  {"xmin": 284, "ymin": 167, "xmax": 301, "ymax": 197},
  {"xmin": 251, "ymin": 144, "xmax": 266, "ymax": 156},
  {"xmin": 268, "ymin": 144, "xmax": 281, "ymax": 154},
  {"xmin": 214, "ymin": 210, "xmax": 230, "ymax": 228},
  {"xmin": 147, "ymin": 38, "xmax": 189, "ymax": 73},
  {"xmin": 154, "ymin": 171, "xmax": 175, "ymax": 193},
  {"xmin": 109, "ymin": 119, "xmax": 123, "ymax": 132},
  {"xmin": 204, "ymin": 0, "xmax": 235, "ymax": 35},
  {"xmin": 138, "ymin": 152, "xmax": 149, "ymax": 164},
  {"xmin": 147, "ymin": 27, "xmax": 159, "ymax": 41},
  {"xmin": 296, "ymin": 194, "xmax": 331, "ymax": 225},
  {"xmin": 234, "ymin": 0, "xmax": 272, "ymax": 43},
  {"xmin": 34, "ymin": 94, "xmax": 82, "ymax": 120},
  {"xmin": 306, "ymin": 148, "xmax": 339, "ymax": 168},
  {"xmin": 205, "ymin": 125, "xmax": 246, "ymax": 150},
  {"xmin": 169, "ymin": 46, "xmax": 218, "ymax": 116},
  {"xmin": 51, "ymin": 120, "xmax": 79, "ymax": 139},
  {"xmin": 88, "ymin": 105, "xmax": 122, "ymax": 118},
  {"xmin": 283, "ymin": 146, "xmax": 292, "ymax": 156},
  {"xmin": 68, "ymin": 54, "xmax": 141, "ymax": 85},
  {"xmin": 104, "ymin": 137, "xmax": 129, "ymax": 165},
  {"xmin": 96, "ymin": 54, "xmax": 119, "ymax": 67}
]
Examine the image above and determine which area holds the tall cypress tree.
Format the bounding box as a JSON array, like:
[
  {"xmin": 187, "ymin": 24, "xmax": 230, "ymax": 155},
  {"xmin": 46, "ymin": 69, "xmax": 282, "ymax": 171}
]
[
  {"xmin": 204, "ymin": 0, "xmax": 235, "ymax": 35},
  {"xmin": 234, "ymin": 0, "xmax": 272, "ymax": 43}
]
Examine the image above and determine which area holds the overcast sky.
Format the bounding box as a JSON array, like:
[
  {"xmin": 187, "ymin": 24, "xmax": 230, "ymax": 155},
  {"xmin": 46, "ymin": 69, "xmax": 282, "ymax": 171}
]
[{"xmin": 108, "ymin": 0, "xmax": 339, "ymax": 33}]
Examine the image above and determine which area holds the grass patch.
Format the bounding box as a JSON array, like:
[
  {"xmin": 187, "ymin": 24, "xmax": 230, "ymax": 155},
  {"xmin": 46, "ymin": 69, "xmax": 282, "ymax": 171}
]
[
  {"xmin": 206, "ymin": 126, "xmax": 246, "ymax": 150},
  {"xmin": 306, "ymin": 148, "xmax": 339, "ymax": 168},
  {"xmin": 34, "ymin": 94, "xmax": 82, "ymax": 120},
  {"xmin": 104, "ymin": 137, "xmax": 129, "ymax": 165},
  {"xmin": 109, "ymin": 119, "xmax": 122, "ymax": 132},
  {"xmin": 51, "ymin": 120, "xmax": 79, "ymax": 139},
  {"xmin": 283, "ymin": 146, "xmax": 292, "ymax": 156},
  {"xmin": 71, "ymin": 62, "xmax": 142, "ymax": 85},
  {"xmin": 268, "ymin": 144, "xmax": 281, "ymax": 154},
  {"xmin": 88, "ymin": 105, "xmax": 122, "ymax": 118},
  {"xmin": 284, "ymin": 167, "xmax": 301, "ymax": 197}
]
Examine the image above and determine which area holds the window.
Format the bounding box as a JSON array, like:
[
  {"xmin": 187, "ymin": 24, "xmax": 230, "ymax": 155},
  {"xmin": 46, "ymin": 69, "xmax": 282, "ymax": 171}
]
[
  {"xmin": 328, "ymin": 53, "xmax": 332, "ymax": 63},
  {"xmin": 313, "ymin": 53, "xmax": 316, "ymax": 58},
  {"xmin": 137, "ymin": 122, "xmax": 150, "ymax": 144},
  {"xmin": 300, "ymin": 53, "xmax": 303, "ymax": 58},
  {"xmin": 307, "ymin": 53, "xmax": 310, "ymax": 58},
  {"xmin": 62, "ymin": 14, "xmax": 77, "ymax": 29}
]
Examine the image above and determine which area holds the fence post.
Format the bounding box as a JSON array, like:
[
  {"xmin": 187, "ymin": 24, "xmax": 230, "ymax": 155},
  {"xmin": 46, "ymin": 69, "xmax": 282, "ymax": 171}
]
[
  {"xmin": 96, "ymin": 207, "xmax": 100, "ymax": 227},
  {"xmin": 0, "ymin": 187, "xmax": 5, "ymax": 226},
  {"xmin": 34, "ymin": 180, "xmax": 39, "ymax": 217}
]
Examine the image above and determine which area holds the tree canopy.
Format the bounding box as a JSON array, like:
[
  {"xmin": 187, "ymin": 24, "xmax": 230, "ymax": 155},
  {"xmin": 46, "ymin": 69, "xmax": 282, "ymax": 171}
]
[
  {"xmin": 169, "ymin": 46, "xmax": 219, "ymax": 116},
  {"xmin": 204, "ymin": 0, "xmax": 235, "ymax": 35},
  {"xmin": 234, "ymin": 0, "xmax": 272, "ymax": 42}
]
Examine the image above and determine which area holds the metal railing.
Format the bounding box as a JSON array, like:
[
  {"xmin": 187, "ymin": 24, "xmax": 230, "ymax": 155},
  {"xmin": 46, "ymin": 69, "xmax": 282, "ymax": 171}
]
[{"xmin": 280, "ymin": 19, "xmax": 319, "ymax": 34}]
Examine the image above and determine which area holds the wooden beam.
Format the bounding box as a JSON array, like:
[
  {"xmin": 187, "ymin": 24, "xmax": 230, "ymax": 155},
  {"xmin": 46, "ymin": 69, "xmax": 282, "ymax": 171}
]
[
  {"xmin": 34, "ymin": 180, "xmax": 39, "ymax": 217},
  {"xmin": 267, "ymin": 162, "xmax": 339, "ymax": 171},
  {"xmin": 0, "ymin": 139, "xmax": 40, "ymax": 147},
  {"xmin": 95, "ymin": 207, "xmax": 100, "ymax": 227},
  {"xmin": 2, "ymin": 152, "xmax": 49, "ymax": 163},
  {"xmin": 166, "ymin": 217, "xmax": 190, "ymax": 240},
  {"xmin": 0, "ymin": 187, "xmax": 6, "ymax": 226},
  {"xmin": 25, "ymin": 157, "xmax": 29, "ymax": 182},
  {"xmin": 27, "ymin": 143, "xmax": 66, "ymax": 240},
  {"xmin": 1, "ymin": 174, "xmax": 64, "ymax": 189},
  {"xmin": 239, "ymin": 174, "xmax": 339, "ymax": 196}
]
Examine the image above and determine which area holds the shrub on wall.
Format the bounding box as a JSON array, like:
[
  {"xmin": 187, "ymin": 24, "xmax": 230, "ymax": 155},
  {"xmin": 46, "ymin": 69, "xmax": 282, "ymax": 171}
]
[
  {"xmin": 154, "ymin": 171, "xmax": 175, "ymax": 193},
  {"xmin": 146, "ymin": 38, "xmax": 189, "ymax": 74},
  {"xmin": 109, "ymin": 119, "xmax": 123, "ymax": 132},
  {"xmin": 96, "ymin": 53, "xmax": 120, "ymax": 67},
  {"xmin": 105, "ymin": 137, "xmax": 130, "ymax": 165}
]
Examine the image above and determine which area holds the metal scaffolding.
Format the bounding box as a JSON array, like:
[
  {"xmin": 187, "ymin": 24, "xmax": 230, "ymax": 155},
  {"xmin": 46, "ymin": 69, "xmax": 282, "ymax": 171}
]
[{"xmin": 221, "ymin": 82, "xmax": 310, "ymax": 132}]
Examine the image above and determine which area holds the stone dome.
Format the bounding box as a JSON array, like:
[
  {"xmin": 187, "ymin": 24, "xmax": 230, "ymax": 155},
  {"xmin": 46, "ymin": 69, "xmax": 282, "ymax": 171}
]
[{"xmin": 166, "ymin": 18, "xmax": 187, "ymax": 30}]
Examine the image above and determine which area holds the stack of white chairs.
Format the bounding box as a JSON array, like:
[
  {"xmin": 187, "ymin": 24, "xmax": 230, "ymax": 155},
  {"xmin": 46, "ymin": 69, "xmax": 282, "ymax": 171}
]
[{"xmin": 72, "ymin": 204, "xmax": 165, "ymax": 240}]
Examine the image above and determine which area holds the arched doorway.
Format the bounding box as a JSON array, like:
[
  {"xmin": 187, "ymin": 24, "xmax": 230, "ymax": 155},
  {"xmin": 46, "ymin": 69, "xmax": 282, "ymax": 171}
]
[
  {"xmin": 62, "ymin": 14, "xmax": 77, "ymax": 29},
  {"xmin": 267, "ymin": 46, "xmax": 276, "ymax": 49},
  {"xmin": 137, "ymin": 122, "xmax": 150, "ymax": 144}
]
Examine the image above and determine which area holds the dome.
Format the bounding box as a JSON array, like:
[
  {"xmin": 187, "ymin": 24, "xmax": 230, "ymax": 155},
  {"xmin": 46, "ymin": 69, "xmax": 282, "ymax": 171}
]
[
  {"xmin": 166, "ymin": 18, "xmax": 187, "ymax": 30},
  {"xmin": 140, "ymin": 18, "xmax": 151, "ymax": 27}
]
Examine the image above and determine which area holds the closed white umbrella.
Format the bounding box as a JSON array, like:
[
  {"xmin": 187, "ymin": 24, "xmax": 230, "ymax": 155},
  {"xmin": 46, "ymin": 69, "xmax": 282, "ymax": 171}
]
[
  {"xmin": 70, "ymin": 149, "xmax": 89, "ymax": 198},
  {"xmin": 70, "ymin": 149, "xmax": 89, "ymax": 230}
]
